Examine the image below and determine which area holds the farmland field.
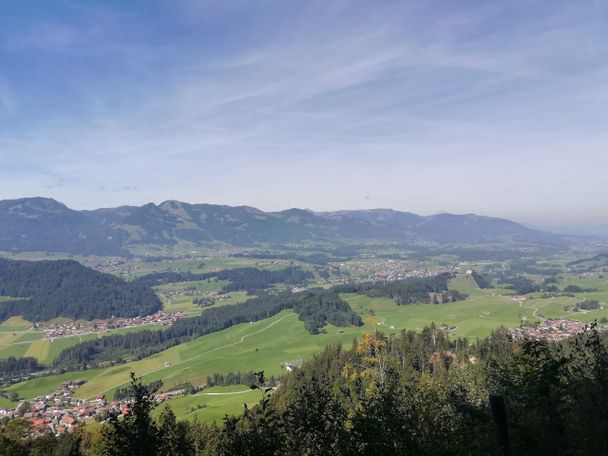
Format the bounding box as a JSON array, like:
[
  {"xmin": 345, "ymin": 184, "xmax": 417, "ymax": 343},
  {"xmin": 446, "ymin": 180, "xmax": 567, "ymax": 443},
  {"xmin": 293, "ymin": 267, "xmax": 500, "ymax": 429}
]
[
  {"xmin": 0, "ymin": 323, "xmax": 166, "ymax": 364},
  {"xmin": 0, "ymin": 316, "xmax": 33, "ymax": 331},
  {"xmin": 126, "ymin": 256, "xmax": 262, "ymax": 279},
  {"xmin": 151, "ymin": 385, "xmax": 264, "ymax": 423},
  {"xmin": 4, "ymin": 310, "xmax": 364, "ymax": 406},
  {"xmin": 4, "ymin": 272, "xmax": 608, "ymax": 421}
]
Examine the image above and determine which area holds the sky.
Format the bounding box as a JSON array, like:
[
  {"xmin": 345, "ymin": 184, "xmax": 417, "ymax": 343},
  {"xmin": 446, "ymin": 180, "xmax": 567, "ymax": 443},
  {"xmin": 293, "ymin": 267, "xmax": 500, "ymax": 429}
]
[{"xmin": 0, "ymin": 0, "xmax": 607, "ymax": 227}]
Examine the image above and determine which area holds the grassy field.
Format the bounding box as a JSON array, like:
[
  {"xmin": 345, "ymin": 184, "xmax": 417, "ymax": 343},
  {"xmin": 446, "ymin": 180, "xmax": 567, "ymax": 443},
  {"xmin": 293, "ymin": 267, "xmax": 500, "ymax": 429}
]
[
  {"xmin": 0, "ymin": 318, "xmax": 41, "ymax": 359},
  {"xmin": 151, "ymin": 385, "xmax": 263, "ymax": 423},
  {"xmin": 4, "ymin": 311, "xmax": 364, "ymax": 405},
  {"xmin": 0, "ymin": 323, "xmax": 166, "ymax": 364},
  {"xmin": 0, "ymin": 397, "xmax": 16, "ymax": 408},
  {"xmin": 157, "ymin": 280, "xmax": 250, "ymax": 316},
  {"xmin": 162, "ymin": 291, "xmax": 251, "ymax": 316},
  {"xmin": 0, "ymin": 316, "xmax": 33, "ymax": 331},
  {"xmin": 4, "ymin": 272, "xmax": 608, "ymax": 421},
  {"xmin": 127, "ymin": 257, "xmax": 260, "ymax": 279}
]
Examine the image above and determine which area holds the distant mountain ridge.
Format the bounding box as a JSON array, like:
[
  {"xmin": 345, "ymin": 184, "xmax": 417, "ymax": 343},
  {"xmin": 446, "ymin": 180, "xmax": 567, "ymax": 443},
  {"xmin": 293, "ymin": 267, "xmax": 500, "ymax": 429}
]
[{"xmin": 0, "ymin": 197, "xmax": 566, "ymax": 254}]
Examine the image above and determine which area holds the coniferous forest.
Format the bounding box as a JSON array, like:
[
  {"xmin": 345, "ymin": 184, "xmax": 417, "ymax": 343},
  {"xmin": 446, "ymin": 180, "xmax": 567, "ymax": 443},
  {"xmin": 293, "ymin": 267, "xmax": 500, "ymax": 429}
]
[
  {"xmin": 0, "ymin": 259, "xmax": 161, "ymax": 321},
  {"xmin": 1, "ymin": 325, "xmax": 607, "ymax": 455},
  {"xmin": 133, "ymin": 267, "xmax": 313, "ymax": 293}
]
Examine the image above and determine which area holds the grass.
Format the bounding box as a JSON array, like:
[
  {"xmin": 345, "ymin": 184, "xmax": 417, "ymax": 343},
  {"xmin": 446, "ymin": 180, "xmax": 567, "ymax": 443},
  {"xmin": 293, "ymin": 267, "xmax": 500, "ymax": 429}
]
[
  {"xmin": 5, "ymin": 272, "xmax": 608, "ymax": 420},
  {"xmin": 0, "ymin": 342, "xmax": 28, "ymax": 359},
  {"xmin": 0, "ymin": 323, "xmax": 166, "ymax": 364},
  {"xmin": 152, "ymin": 385, "xmax": 263, "ymax": 423},
  {"xmin": 24, "ymin": 340, "xmax": 50, "ymax": 361},
  {"xmin": 155, "ymin": 280, "xmax": 230, "ymax": 297},
  {"xmin": 0, "ymin": 397, "xmax": 15, "ymax": 409},
  {"xmin": 3, "ymin": 369, "xmax": 105, "ymax": 400},
  {"xmin": 128, "ymin": 257, "xmax": 258, "ymax": 279},
  {"xmin": 0, "ymin": 316, "xmax": 33, "ymax": 331},
  {"xmin": 162, "ymin": 289, "xmax": 250, "ymax": 316},
  {"xmin": 344, "ymin": 292, "xmax": 533, "ymax": 339},
  {"xmin": 5, "ymin": 311, "xmax": 363, "ymax": 408},
  {"xmin": 0, "ymin": 319, "xmax": 43, "ymax": 359}
]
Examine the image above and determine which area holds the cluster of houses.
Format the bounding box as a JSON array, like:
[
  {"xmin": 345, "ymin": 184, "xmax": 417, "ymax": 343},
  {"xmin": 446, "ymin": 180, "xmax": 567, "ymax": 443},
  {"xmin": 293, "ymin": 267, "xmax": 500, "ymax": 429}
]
[
  {"xmin": 509, "ymin": 319, "xmax": 592, "ymax": 341},
  {"xmin": 337, "ymin": 260, "xmax": 454, "ymax": 282},
  {"xmin": 42, "ymin": 311, "xmax": 185, "ymax": 340},
  {"xmin": 0, "ymin": 380, "xmax": 189, "ymax": 436},
  {"xmin": 0, "ymin": 380, "xmax": 88, "ymax": 435},
  {"xmin": 255, "ymin": 259, "xmax": 294, "ymax": 267},
  {"xmin": 90, "ymin": 256, "xmax": 140, "ymax": 277}
]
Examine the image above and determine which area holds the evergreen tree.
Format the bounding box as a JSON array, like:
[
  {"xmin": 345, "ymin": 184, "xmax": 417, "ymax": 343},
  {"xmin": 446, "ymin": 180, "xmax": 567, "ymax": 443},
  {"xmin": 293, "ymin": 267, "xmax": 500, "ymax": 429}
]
[
  {"xmin": 95, "ymin": 373, "xmax": 158, "ymax": 456},
  {"xmin": 157, "ymin": 405, "xmax": 194, "ymax": 456}
]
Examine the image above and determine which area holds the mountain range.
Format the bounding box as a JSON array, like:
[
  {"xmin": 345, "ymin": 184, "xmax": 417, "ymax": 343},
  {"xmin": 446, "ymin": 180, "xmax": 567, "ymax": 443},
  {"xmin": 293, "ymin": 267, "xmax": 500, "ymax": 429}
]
[{"xmin": 0, "ymin": 197, "xmax": 566, "ymax": 255}]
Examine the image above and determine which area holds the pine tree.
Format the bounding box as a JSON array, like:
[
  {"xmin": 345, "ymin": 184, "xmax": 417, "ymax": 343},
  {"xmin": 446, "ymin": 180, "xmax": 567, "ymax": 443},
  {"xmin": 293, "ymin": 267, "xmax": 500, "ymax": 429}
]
[{"xmin": 95, "ymin": 372, "xmax": 159, "ymax": 456}]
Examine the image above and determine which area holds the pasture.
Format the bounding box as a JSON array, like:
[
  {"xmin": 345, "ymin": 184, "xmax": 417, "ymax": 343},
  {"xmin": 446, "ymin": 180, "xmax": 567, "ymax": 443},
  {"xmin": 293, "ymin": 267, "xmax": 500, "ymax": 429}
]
[
  {"xmin": 126, "ymin": 256, "xmax": 261, "ymax": 279},
  {"xmin": 4, "ymin": 310, "xmax": 364, "ymax": 407},
  {"xmin": 4, "ymin": 272, "xmax": 608, "ymax": 421},
  {"xmin": 152, "ymin": 385, "xmax": 263, "ymax": 423},
  {"xmin": 0, "ymin": 322, "xmax": 166, "ymax": 364}
]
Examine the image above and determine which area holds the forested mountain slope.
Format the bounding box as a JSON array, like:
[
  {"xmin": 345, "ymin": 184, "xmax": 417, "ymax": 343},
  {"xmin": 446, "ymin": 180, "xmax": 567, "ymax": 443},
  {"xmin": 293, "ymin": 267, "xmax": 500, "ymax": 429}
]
[{"xmin": 0, "ymin": 258, "xmax": 161, "ymax": 321}]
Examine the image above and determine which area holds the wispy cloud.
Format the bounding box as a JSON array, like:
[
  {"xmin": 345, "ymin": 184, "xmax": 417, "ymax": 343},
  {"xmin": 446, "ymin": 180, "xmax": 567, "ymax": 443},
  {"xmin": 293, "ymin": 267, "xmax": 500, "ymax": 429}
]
[{"xmin": 0, "ymin": 0, "xmax": 606, "ymax": 223}]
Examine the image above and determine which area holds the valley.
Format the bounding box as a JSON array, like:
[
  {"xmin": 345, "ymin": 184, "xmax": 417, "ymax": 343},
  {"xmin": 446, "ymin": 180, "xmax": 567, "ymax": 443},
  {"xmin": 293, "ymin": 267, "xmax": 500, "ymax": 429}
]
[
  {"xmin": 1, "ymin": 199, "xmax": 608, "ymax": 432},
  {"xmin": 2, "ymin": 248, "xmax": 608, "ymax": 427}
]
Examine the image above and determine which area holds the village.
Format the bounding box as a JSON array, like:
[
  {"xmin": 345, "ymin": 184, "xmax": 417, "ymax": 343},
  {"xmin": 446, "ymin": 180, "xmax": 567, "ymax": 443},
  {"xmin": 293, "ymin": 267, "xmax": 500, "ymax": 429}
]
[
  {"xmin": 509, "ymin": 318, "xmax": 593, "ymax": 341},
  {"xmin": 0, "ymin": 380, "xmax": 185, "ymax": 436},
  {"xmin": 335, "ymin": 259, "xmax": 454, "ymax": 282},
  {"xmin": 41, "ymin": 311, "xmax": 186, "ymax": 341}
]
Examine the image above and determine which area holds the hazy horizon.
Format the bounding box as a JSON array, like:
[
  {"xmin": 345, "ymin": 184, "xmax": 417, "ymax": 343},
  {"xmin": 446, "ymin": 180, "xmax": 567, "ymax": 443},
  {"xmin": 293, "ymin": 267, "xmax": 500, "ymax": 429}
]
[
  {"xmin": 1, "ymin": 1, "xmax": 607, "ymax": 226},
  {"xmin": 3, "ymin": 194, "xmax": 608, "ymax": 236}
]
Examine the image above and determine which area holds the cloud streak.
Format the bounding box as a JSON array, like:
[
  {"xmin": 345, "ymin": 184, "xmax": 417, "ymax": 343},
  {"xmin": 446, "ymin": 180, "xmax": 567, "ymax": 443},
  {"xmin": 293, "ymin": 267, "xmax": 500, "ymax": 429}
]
[{"xmin": 0, "ymin": 0, "xmax": 606, "ymax": 226}]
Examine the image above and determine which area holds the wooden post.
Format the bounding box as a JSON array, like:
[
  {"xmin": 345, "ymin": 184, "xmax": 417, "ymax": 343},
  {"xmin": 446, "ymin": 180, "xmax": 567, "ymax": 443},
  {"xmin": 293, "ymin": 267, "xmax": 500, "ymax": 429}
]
[{"xmin": 489, "ymin": 394, "xmax": 511, "ymax": 456}]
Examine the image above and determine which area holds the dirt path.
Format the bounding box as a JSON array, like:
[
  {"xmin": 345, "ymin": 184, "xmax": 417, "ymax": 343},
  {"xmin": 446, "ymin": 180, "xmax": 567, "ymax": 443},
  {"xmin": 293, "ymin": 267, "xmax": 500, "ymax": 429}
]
[{"xmin": 198, "ymin": 389, "xmax": 253, "ymax": 396}]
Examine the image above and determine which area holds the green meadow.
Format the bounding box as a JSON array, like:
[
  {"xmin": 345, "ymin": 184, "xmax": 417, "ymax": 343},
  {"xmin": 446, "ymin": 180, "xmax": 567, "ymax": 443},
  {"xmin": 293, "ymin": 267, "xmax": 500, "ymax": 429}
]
[
  {"xmin": 4, "ymin": 272, "xmax": 608, "ymax": 422},
  {"xmin": 127, "ymin": 256, "xmax": 260, "ymax": 279},
  {"xmin": 0, "ymin": 323, "xmax": 166, "ymax": 364},
  {"xmin": 343, "ymin": 274, "xmax": 532, "ymax": 339},
  {"xmin": 4, "ymin": 311, "xmax": 363, "ymax": 407},
  {"xmin": 157, "ymin": 280, "xmax": 251, "ymax": 316},
  {"xmin": 152, "ymin": 385, "xmax": 264, "ymax": 423}
]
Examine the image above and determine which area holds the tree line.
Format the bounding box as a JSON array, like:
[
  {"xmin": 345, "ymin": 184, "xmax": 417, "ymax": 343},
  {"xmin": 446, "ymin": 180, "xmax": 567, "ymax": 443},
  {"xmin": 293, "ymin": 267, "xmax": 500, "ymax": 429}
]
[
  {"xmin": 3, "ymin": 324, "xmax": 608, "ymax": 454},
  {"xmin": 0, "ymin": 357, "xmax": 44, "ymax": 380},
  {"xmin": 114, "ymin": 380, "xmax": 163, "ymax": 401},
  {"xmin": 133, "ymin": 266, "xmax": 313, "ymax": 293},
  {"xmin": 334, "ymin": 273, "xmax": 467, "ymax": 305},
  {"xmin": 205, "ymin": 371, "xmax": 279, "ymax": 388}
]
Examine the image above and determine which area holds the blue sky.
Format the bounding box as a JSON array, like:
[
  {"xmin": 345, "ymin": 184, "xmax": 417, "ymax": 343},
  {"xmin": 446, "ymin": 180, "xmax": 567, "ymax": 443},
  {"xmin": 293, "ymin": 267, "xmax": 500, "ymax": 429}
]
[{"xmin": 0, "ymin": 0, "xmax": 606, "ymax": 226}]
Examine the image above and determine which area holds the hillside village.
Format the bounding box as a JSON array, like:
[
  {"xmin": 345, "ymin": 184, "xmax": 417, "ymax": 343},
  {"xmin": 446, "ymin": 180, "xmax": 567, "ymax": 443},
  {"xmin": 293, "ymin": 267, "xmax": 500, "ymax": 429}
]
[
  {"xmin": 0, "ymin": 380, "xmax": 186, "ymax": 436},
  {"xmin": 509, "ymin": 319, "xmax": 597, "ymax": 341},
  {"xmin": 42, "ymin": 311, "xmax": 186, "ymax": 340}
]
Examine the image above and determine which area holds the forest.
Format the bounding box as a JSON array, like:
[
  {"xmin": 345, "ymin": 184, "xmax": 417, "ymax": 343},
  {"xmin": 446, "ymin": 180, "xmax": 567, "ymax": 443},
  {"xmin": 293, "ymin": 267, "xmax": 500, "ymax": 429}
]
[
  {"xmin": 0, "ymin": 357, "xmax": 44, "ymax": 380},
  {"xmin": 133, "ymin": 266, "xmax": 313, "ymax": 293},
  {"xmin": 205, "ymin": 371, "xmax": 279, "ymax": 388},
  {"xmin": 334, "ymin": 273, "xmax": 467, "ymax": 304},
  {"xmin": 2, "ymin": 324, "xmax": 607, "ymax": 455},
  {"xmin": 0, "ymin": 259, "xmax": 161, "ymax": 321}
]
